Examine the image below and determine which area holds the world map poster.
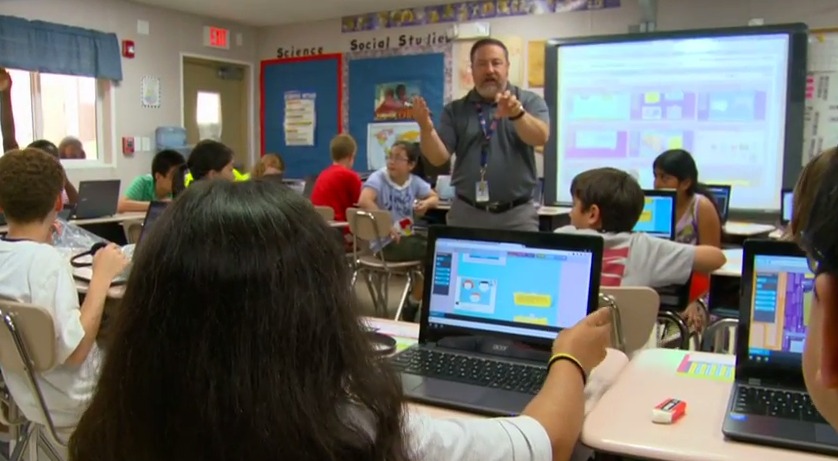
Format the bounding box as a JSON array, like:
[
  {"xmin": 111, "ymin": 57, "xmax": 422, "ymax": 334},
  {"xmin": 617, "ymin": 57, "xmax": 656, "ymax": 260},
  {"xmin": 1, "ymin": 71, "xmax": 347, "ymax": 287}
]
[{"xmin": 366, "ymin": 122, "xmax": 421, "ymax": 170}]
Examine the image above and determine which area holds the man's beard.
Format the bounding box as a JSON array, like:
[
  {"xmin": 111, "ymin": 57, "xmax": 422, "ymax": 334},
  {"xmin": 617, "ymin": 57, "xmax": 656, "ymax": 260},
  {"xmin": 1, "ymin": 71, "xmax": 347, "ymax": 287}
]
[{"xmin": 475, "ymin": 80, "xmax": 503, "ymax": 99}]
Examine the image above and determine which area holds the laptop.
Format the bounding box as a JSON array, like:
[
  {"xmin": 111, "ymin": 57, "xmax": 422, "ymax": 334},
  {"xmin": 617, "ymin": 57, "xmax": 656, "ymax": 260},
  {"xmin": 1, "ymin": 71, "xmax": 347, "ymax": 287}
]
[
  {"xmin": 780, "ymin": 188, "xmax": 794, "ymax": 226},
  {"xmin": 722, "ymin": 239, "xmax": 838, "ymax": 455},
  {"xmin": 633, "ymin": 189, "xmax": 676, "ymax": 240},
  {"xmin": 435, "ymin": 175, "xmax": 455, "ymax": 204},
  {"xmin": 389, "ymin": 226, "xmax": 603, "ymax": 416},
  {"xmin": 71, "ymin": 180, "xmax": 120, "ymax": 219},
  {"xmin": 707, "ymin": 184, "xmax": 732, "ymax": 223},
  {"xmin": 73, "ymin": 201, "xmax": 169, "ymax": 285}
]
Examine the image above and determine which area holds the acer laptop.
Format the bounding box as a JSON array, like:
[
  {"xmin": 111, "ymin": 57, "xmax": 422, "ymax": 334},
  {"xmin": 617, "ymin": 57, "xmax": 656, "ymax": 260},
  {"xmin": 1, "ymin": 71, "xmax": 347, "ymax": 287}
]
[
  {"xmin": 722, "ymin": 239, "xmax": 838, "ymax": 455},
  {"xmin": 633, "ymin": 189, "xmax": 676, "ymax": 240},
  {"xmin": 71, "ymin": 180, "xmax": 120, "ymax": 219},
  {"xmin": 389, "ymin": 226, "xmax": 603, "ymax": 416},
  {"xmin": 707, "ymin": 184, "xmax": 732, "ymax": 223}
]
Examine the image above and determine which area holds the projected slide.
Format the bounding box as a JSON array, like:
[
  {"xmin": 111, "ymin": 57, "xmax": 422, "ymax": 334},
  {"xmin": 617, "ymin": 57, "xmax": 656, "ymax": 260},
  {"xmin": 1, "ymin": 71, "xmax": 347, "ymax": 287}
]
[
  {"xmin": 748, "ymin": 256, "xmax": 814, "ymax": 355},
  {"xmin": 553, "ymin": 33, "xmax": 792, "ymax": 210}
]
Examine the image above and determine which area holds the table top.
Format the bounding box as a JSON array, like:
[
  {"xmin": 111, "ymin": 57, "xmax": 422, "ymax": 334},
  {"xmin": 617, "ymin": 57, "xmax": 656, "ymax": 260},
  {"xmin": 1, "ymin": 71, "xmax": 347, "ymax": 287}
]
[
  {"xmin": 714, "ymin": 248, "xmax": 743, "ymax": 278},
  {"xmin": 582, "ymin": 349, "xmax": 831, "ymax": 461},
  {"xmin": 0, "ymin": 212, "xmax": 146, "ymax": 234},
  {"xmin": 434, "ymin": 203, "xmax": 571, "ymax": 216},
  {"xmin": 724, "ymin": 221, "xmax": 776, "ymax": 237}
]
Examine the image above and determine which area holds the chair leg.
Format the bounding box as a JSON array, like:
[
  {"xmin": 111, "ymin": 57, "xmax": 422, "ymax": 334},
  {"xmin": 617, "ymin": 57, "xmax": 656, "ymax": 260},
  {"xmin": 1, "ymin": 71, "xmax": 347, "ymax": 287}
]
[
  {"xmin": 383, "ymin": 273, "xmax": 391, "ymax": 317},
  {"xmin": 363, "ymin": 272, "xmax": 382, "ymax": 315},
  {"xmin": 10, "ymin": 423, "xmax": 33, "ymax": 461},
  {"xmin": 394, "ymin": 272, "xmax": 414, "ymax": 321}
]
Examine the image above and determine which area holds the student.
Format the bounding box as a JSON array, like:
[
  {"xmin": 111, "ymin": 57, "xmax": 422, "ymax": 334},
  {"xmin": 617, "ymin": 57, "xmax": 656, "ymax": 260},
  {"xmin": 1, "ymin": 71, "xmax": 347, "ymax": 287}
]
[
  {"xmin": 118, "ymin": 150, "xmax": 186, "ymax": 213},
  {"xmin": 68, "ymin": 179, "xmax": 613, "ymax": 461},
  {"xmin": 786, "ymin": 147, "xmax": 838, "ymax": 242},
  {"xmin": 250, "ymin": 153, "xmax": 285, "ymax": 179},
  {"xmin": 58, "ymin": 136, "xmax": 86, "ymax": 160},
  {"xmin": 557, "ymin": 167, "xmax": 725, "ymax": 288},
  {"xmin": 359, "ymin": 141, "xmax": 438, "ymax": 319},
  {"xmin": 311, "ymin": 134, "xmax": 362, "ymax": 224},
  {"xmin": 0, "ymin": 148, "xmax": 127, "ymax": 431},
  {"xmin": 185, "ymin": 140, "xmax": 236, "ymax": 182},
  {"xmin": 653, "ymin": 149, "xmax": 723, "ymax": 248},
  {"xmin": 800, "ymin": 154, "xmax": 838, "ymax": 430}
]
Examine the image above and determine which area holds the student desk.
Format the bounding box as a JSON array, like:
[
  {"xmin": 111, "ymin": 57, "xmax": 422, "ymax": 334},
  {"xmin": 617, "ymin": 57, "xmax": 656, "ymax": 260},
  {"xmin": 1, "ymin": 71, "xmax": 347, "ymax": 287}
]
[
  {"xmin": 430, "ymin": 204, "xmax": 571, "ymax": 232},
  {"xmin": 583, "ymin": 348, "xmax": 832, "ymax": 461},
  {"xmin": 0, "ymin": 212, "xmax": 146, "ymax": 245}
]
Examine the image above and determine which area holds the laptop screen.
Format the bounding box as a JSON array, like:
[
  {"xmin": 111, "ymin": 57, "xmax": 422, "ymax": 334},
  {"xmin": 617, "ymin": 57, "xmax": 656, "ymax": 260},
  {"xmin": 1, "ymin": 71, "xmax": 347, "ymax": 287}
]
[
  {"xmin": 781, "ymin": 190, "xmax": 794, "ymax": 224},
  {"xmin": 138, "ymin": 202, "xmax": 168, "ymax": 243},
  {"xmin": 633, "ymin": 193, "xmax": 675, "ymax": 239},
  {"xmin": 436, "ymin": 175, "xmax": 455, "ymax": 201},
  {"xmin": 426, "ymin": 237, "xmax": 595, "ymax": 340},
  {"xmin": 747, "ymin": 254, "xmax": 814, "ymax": 365},
  {"xmin": 706, "ymin": 185, "xmax": 731, "ymax": 221}
]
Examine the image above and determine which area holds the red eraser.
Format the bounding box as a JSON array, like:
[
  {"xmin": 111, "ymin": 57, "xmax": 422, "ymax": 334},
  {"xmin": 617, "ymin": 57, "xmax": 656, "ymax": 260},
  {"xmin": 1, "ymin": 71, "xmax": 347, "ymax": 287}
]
[{"xmin": 651, "ymin": 398, "xmax": 687, "ymax": 424}]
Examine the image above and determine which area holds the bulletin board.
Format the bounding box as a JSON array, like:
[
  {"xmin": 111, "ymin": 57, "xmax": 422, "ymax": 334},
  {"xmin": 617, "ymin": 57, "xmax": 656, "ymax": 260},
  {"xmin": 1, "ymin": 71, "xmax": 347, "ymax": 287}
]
[
  {"xmin": 260, "ymin": 54, "xmax": 343, "ymax": 177},
  {"xmin": 346, "ymin": 51, "xmax": 445, "ymax": 170}
]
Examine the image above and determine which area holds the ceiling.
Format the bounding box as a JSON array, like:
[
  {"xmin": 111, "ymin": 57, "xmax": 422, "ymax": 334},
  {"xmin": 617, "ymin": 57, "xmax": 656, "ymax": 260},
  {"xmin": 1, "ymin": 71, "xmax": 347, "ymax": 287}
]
[{"xmin": 131, "ymin": 0, "xmax": 457, "ymax": 27}]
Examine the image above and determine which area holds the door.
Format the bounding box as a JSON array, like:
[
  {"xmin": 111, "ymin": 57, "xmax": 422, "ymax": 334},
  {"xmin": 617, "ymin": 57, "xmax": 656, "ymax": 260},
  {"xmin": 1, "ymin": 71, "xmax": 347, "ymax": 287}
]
[{"xmin": 183, "ymin": 57, "xmax": 249, "ymax": 169}]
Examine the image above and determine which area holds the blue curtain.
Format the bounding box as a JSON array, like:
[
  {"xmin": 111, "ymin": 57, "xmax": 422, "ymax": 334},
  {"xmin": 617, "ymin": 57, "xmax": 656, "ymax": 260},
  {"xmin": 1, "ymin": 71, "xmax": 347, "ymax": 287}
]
[{"xmin": 0, "ymin": 15, "xmax": 122, "ymax": 81}]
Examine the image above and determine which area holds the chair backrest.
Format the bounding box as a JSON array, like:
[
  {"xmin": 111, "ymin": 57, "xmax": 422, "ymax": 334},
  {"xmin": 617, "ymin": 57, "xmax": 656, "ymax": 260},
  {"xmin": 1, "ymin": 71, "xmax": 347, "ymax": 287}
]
[
  {"xmin": 314, "ymin": 206, "xmax": 335, "ymax": 222},
  {"xmin": 601, "ymin": 287, "xmax": 660, "ymax": 356},
  {"xmin": 0, "ymin": 299, "xmax": 57, "ymax": 372},
  {"xmin": 346, "ymin": 208, "xmax": 393, "ymax": 242}
]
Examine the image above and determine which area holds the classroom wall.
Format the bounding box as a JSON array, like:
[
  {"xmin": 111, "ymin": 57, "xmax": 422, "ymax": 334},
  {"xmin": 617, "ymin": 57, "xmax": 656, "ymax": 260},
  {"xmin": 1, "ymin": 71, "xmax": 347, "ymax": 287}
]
[
  {"xmin": 254, "ymin": 0, "xmax": 838, "ymax": 158},
  {"xmin": 3, "ymin": 0, "xmax": 257, "ymax": 188}
]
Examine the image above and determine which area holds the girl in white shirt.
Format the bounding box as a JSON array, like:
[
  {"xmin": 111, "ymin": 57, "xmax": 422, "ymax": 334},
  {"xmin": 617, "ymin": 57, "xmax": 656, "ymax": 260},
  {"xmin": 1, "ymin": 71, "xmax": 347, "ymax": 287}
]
[{"xmin": 69, "ymin": 179, "xmax": 611, "ymax": 461}]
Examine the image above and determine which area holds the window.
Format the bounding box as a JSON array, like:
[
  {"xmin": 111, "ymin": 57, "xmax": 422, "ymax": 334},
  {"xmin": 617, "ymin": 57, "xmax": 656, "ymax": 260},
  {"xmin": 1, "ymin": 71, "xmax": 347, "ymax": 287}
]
[
  {"xmin": 196, "ymin": 91, "xmax": 222, "ymax": 141},
  {"xmin": 0, "ymin": 69, "xmax": 106, "ymax": 161}
]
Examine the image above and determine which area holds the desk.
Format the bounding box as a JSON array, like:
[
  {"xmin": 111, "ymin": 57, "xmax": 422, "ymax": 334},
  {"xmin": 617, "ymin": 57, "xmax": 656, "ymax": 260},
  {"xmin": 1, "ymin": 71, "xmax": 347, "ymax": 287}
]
[
  {"xmin": 714, "ymin": 248, "xmax": 743, "ymax": 278},
  {"xmin": 430, "ymin": 204, "xmax": 571, "ymax": 231},
  {"xmin": 583, "ymin": 349, "xmax": 831, "ymax": 461},
  {"xmin": 0, "ymin": 212, "xmax": 146, "ymax": 234},
  {"xmin": 724, "ymin": 222, "xmax": 776, "ymax": 237}
]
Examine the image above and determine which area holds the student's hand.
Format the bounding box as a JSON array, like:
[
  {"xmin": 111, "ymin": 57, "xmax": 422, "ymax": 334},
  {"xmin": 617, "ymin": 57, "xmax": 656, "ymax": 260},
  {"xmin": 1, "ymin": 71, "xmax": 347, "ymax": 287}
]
[
  {"xmin": 389, "ymin": 229, "xmax": 402, "ymax": 243},
  {"xmin": 495, "ymin": 90, "xmax": 524, "ymax": 119},
  {"xmin": 92, "ymin": 243, "xmax": 129, "ymax": 281},
  {"xmin": 413, "ymin": 199, "xmax": 432, "ymax": 214},
  {"xmin": 47, "ymin": 220, "xmax": 63, "ymax": 245},
  {"xmin": 551, "ymin": 308, "xmax": 612, "ymax": 375},
  {"xmin": 681, "ymin": 301, "xmax": 707, "ymax": 332},
  {"xmin": 411, "ymin": 97, "xmax": 433, "ymax": 130}
]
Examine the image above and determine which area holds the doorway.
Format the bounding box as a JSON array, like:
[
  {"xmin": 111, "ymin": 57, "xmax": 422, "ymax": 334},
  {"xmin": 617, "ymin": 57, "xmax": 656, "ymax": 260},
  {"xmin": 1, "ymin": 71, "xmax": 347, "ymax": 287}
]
[{"xmin": 182, "ymin": 56, "xmax": 251, "ymax": 170}]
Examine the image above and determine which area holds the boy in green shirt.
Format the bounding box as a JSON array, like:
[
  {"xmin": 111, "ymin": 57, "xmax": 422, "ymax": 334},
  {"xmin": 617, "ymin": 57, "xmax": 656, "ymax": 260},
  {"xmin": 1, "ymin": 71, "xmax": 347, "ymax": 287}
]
[{"xmin": 118, "ymin": 150, "xmax": 185, "ymax": 212}]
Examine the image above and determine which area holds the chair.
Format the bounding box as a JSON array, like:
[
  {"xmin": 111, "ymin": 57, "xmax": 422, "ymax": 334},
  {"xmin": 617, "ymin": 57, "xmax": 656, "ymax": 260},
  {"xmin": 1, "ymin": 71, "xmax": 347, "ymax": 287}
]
[
  {"xmin": 601, "ymin": 287, "xmax": 660, "ymax": 356},
  {"xmin": 701, "ymin": 318, "xmax": 738, "ymax": 354},
  {"xmin": 313, "ymin": 206, "xmax": 335, "ymax": 222},
  {"xmin": 121, "ymin": 219, "xmax": 144, "ymax": 244},
  {"xmin": 0, "ymin": 299, "xmax": 67, "ymax": 461},
  {"xmin": 346, "ymin": 208, "xmax": 423, "ymax": 320}
]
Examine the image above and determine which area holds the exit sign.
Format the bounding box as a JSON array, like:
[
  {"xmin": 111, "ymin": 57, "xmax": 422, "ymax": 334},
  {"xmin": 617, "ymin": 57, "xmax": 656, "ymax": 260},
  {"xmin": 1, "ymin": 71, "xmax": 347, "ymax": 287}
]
[{"xmin": 204, "ymin": 26, "xmax": 230, "ymax": 50}]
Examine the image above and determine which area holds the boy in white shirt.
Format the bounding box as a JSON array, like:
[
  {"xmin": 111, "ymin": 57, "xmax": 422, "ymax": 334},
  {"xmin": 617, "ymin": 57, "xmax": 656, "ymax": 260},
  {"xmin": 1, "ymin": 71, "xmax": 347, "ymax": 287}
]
[{"xmin": 0, "ymin": 148, "xmax": 127, "ymax": 429}]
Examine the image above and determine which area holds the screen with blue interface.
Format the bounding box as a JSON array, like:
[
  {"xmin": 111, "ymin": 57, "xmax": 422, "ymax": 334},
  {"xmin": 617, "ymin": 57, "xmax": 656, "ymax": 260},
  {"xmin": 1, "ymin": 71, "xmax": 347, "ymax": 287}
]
[
  {"xmin": 748, "ymin": 255, "xmax": 814, "ymax": 364},
  {"xmin": 632, "ymin": 195, "xmax": 674, "ymax": 239},
  {"xmin": 781, "ymin": 191, "xmax": 794, "ymax": 223},
  {"xmin": 553, "ymin": 33, "xmax": 791, "ymax": 210},
  {"xmin": 427, "ymin": 238, "xmax": 593, "ymax": 339},
  {"xmin": 706, "ymin": 185, "xmax": 730, "ymax": 220}
]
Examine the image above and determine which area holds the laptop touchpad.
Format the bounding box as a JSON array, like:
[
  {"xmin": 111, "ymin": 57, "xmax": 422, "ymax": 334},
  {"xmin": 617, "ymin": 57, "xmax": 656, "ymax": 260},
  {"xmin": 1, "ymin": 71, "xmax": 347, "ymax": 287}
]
[
  {"xmin": 815, "ymin": 424, "xmax": 838, "ymax": 445},
  {"xmin": 418, "ymin": 378, "xmax": 486, "ymax": 404}
]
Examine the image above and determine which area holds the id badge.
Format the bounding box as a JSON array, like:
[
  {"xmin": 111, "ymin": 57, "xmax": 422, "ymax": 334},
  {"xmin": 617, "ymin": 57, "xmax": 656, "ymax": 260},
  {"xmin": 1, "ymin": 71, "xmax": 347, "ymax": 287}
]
[{"xmin": 475, "ymin": 180, "xmax": 490, "ymax": 202}]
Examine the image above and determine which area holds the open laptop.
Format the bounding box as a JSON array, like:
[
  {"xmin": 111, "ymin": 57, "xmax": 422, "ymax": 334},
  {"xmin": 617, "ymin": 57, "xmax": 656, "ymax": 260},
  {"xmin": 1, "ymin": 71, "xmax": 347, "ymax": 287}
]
[
  {"xmin": 780, "ymin": 188, "xmax": 794, "ymax": 227},
  {"xmin": 633, "ymin": 189, "xmax": 676, "ymax": 240},
  {"xmin": 73, "ymin": 201, "xmax": 168, "ymax": 285},
  {"xmin": 722, "ymin": 239, "xmax": 838, "ymax": 455},
  {"xmin": 70, "ymin": 180, "xmax": 120, "ymax": 219},
  {"xmin": 389, "ymin": 226, "xmax": 603, "ymax": 416},
  {"xmin": 435, "ymin": 175, "xmax": 455, "ymax": 204},
  {"xmin": 707, "ymin": 184, "xmax": 732, "ymax": 223}
]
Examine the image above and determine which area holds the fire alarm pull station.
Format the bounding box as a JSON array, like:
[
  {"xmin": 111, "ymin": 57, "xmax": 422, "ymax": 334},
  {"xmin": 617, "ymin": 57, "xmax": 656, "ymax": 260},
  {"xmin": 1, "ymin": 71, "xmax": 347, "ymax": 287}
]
[
  {"xmin": 122, "ymin": 137, "xmax": 135, "ymax": 155},
  {"xmin": 122, "ymin": 40, "xmax": 135, "ymax": 59}
]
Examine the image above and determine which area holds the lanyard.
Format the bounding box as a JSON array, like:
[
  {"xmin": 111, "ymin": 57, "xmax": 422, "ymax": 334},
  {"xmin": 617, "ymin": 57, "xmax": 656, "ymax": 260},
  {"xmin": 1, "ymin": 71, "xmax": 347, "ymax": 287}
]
[{"xmin": 475, "ymin": 103, "xmax": 497, "ymax": 180}]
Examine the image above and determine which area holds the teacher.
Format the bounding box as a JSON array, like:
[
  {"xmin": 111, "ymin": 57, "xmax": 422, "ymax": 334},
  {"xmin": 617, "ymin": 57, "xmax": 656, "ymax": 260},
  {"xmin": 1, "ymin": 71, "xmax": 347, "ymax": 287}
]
[{"xmin": 413, "ymin": 38, "xmax": 550, "ymax": 232}]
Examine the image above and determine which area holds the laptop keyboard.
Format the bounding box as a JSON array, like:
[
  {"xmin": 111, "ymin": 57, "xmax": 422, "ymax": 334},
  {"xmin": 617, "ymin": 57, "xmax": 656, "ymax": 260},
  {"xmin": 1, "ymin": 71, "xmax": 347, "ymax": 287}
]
[
  {"xmin": 733, "ymin": 385, "xmax": 828, "ymax": 423},
  {"xmin": 389, "ymin": 348, "xmax": 547, "ymax": 395}
]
